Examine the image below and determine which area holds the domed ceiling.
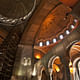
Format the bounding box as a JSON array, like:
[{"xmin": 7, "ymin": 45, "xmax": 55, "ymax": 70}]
[
  {"xmin": 32, "ymin": 0, "xmax": 80, "ymax": 55},
  {"xmin": 0, "ymin": 0, "xmax": 34, "ymax": 18},
  {"xmin": 20, "ymin": 0, "xmax": 80, "ymax": 48},
  {"xmin": 0, "ymin": 0, "xmax": 37, "ymax": 26},
  {"xmin": 59, "ymin": 0, "xmax": 79, "ymax": 7},
  {"xmin": 35, "ymin": 4, "xmax": 72, "ymax": 43},
  {"xmin": 18, "ymin": 0, "xmax": 79, "ymax": 61}
]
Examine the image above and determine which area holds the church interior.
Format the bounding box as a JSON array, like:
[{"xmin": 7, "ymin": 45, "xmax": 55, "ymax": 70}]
[{"xmin": 0, "ymin": 0, "xmax": 80, "ymax": 80}]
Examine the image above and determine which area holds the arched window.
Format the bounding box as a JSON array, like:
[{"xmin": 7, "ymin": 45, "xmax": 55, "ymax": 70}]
[
  {"xmin": 46, "ymin": 41, "xmax": 50, "ymax": 46},
  {"xmin": 39, "ymin": 42, "xmax": 43, "ymax": 47},
  {"xmin": 70, "ymin": 25, "xmax": 75, "ymax": 29},
  {"xmin": 53, "ymin": 38, "xmax": 57, "ymax": 43},
  {"xmin": 59, "ymin": 35, "xmax": 64, "ymax": 39},
  {"xmin": 66, "ymin": 30, "xmax": 70, "ymax": 35}
]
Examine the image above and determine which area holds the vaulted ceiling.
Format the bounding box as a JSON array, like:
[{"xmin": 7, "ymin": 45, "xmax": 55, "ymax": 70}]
[
  {"xmin": 19, "ymin": 0, "xmax": 80, "ymax": 57},
  {"xmin": 0, "ymin": 0, "xmax": 80, "ymax": 54},
  {"xmin": 59, "ymin": 0, "xmax": 79, "ymax": 7},
  {"xmin": 0, "ymin": 0, "xmax": 34, "ymax": 18}
]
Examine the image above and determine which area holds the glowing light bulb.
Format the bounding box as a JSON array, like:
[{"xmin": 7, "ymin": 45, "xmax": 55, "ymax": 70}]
[
  {"xmin": 34, "ymin": 53, "xmax": 42, "ymax": 60},
  {"xmin": 36, "ymin": 55, "xmax": 41, "ymax": 59}
]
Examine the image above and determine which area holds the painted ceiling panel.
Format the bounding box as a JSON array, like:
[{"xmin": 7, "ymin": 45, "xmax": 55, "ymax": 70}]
[{"xmin": 59, "ymin": 0, "xmax": 79, "ymax": 7}]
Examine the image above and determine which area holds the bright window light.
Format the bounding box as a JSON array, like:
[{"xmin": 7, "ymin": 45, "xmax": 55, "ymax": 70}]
[
  {"xmin": 46, "ymin": 41, "xmax": 50, "ymax": 46},
  {"xmin": 71, "ymin": 25, "xmax": 75, "ymax": 29},
  {"xmin": 53, "ymin": 38, "xmax": 57, "ymax": 43},
  {"xmin": 59, "ymin": 35, "xmax": 64, "ymax": 39},
  {"xmin": 66, "ymin": 30, "xmax": 70, "ymax": 35},
  {"xmin": 39, "ymin": 42, "xmax": 43, "ymax": 47},
  {"xmin": 74, "ymin": 19, "xmax": 77, "ymax": 23}
]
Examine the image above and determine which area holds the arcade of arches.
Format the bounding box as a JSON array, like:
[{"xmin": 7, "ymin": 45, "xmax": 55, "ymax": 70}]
[{"xmin": 0, "ymin": 0, "xmax": 80, "ymax": 80}]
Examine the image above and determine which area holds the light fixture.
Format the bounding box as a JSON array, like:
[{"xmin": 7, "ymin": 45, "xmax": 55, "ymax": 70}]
[
  {"xmin": 59, "ymin": 35, "xmax": 64, "ymax": 39},
  {"xmin": 66, "ymin": 30, "xmax": 70, "ymax": 35},
  {"xmin": 53, "ymin": 38, "xmax": 57, "ymax": 43},
  {"xmin": 39, "ymin": 42, "xmax": 43, "ymax": 47},
  {"xmin": 34, "ymin": 53, "xmax": 42, "ymax": 60},
  {"xmin": 46, "ymin": 41, "xmax": 50, "ymax": 46}
]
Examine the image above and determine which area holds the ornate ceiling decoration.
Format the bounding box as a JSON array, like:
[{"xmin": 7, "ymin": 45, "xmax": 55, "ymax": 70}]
[
  {"xmin": 59, "ymin": 0, "xmax": 79, "ymax": 7},
  {"xmin": 0, "ymin": 0, "xmax": 36, "ymax": 26}
]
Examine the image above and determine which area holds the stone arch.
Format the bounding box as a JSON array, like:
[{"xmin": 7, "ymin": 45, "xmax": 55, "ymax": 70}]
[
  {"xmin": 41, "ymin": 69, "xmax": 48, "ymax": 80},
  {"xmin": 48, "ymin": 56, "xmax": 64, "ymax": 80},
  {"xmin": 69, "ymin": 41, "xmax": 80, "ymax": 80}
]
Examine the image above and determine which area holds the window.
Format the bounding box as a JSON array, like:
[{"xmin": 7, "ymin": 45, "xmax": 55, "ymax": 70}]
[
  {"xmin": 71, "ymin": 25, "xmax": 75, "ymax": 29},
  {"xmin": 46, "ymin": 41, "xmax": 50, "ymax": 46},
  {"xmin": 74, "ymin": 19, "xmax": 77, "ymax": 23},
  {"xmin": 66, "ymin": 30, "xmax": 70, "ymax": 35},
  {"xmin": 39, "ymin": 42, "xmax": 43, "ymax": 47},
  {"xmin": 59, "ymin": 35, "xmax": 64, "ymax": 39},
  {"xmin": 53, "ymin": 38, "xmax": 57, "ymax": 43}
]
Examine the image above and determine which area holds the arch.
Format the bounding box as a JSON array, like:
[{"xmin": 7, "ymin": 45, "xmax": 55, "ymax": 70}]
[
  {"xmin": 37, "ymin": 65, "xmax": 45, "ymax": 80},
  {"xmin": 41, "ymin": 70, "xmax": 48, "ymax": 80},
  {"xmin": 69, "ymin": 41, "xmax": 80, "ymax": 61},
  {"xmin": 69, "ymin": 41, "xmax": 80, "ymax": 80},
  {"xmin": 48, "ymin": 56, "xmax": 64, "ymax": 80},
  {"xmin": 73, "ymin": 57, "xmax": 80, "ymax": 80}
]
